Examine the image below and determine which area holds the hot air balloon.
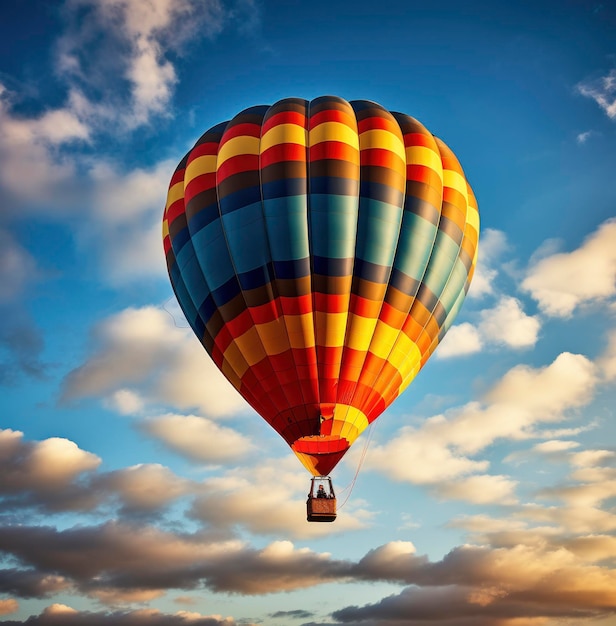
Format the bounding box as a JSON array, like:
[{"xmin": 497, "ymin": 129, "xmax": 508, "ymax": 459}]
[{"xmin": 162, "ymin": 96, "xmax": 479, "ymax": 522}]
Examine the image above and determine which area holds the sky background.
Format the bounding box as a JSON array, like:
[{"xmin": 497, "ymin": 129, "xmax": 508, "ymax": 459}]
[{"xmin": 1, "ymin": 1, "xmax": 616, "ymax": 625}]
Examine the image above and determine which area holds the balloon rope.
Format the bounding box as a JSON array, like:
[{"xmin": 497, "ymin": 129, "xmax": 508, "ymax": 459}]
[{"xmin": 337, "ymin": 421, "xmax": 375, "ymax": 509}]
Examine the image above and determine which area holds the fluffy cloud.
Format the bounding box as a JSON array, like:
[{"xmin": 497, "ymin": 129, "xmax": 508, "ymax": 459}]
[
  {"xmin": 435, "ymin": 474, "xmax": 518, "ymax": 505},
  {"xmin": 142, "ymin": 414, "xmax": 255, "ymax": 464},
  {"xmin": 436, "ymin": 322, "xmax": 482, "ymax": 358},
  {"xmin": 0, "ymin": 429, "xmax": 101, "ymax": 511},
  {"xmin": 361, "ymin": 352, "xmax": 598, "ymax": 503},
  {"xmin": 61, "ymin": 306, "xmax": 246, "ymax": 418},
  {"xmin": 478, "ymin": 296, "xmax": 540, "ymax": 348},
  {"xmin": 437, "ymin": 296, "xmax": 539, "ymax": 359},
  {"xmin": 95, "ymin": 463, "xmax": 192, "ymax": 512},
  {"xmin": 0, "ymin": 604, "xmax": 251, "ymax": 626},
  {"xmin": 522, "ymin": 218, "xmax": 616, "ymax": 317},
  {"xmin": 577, "ymin": 68, "xmax": 616, "ymax": 119},
  {"xmin": 0, "ymin": 521, "xmax": 351, "ymax": 601},
  {"xmin": 0, "ymin": 599, "xmax": 18, "ymax": 616},
  {"xmin": 189, "ymin": 458, "xmax": 371, "ymax": 538}
]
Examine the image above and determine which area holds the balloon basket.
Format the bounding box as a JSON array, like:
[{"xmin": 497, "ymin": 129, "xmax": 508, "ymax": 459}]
[{"xmin": 307, "ymin": 476, "xmax": 337, "ymax": 522}]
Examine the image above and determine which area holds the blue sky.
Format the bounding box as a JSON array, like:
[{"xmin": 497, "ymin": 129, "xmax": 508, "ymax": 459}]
[{"xmin": 1, "ymin": 1, "xmax": 616, "ymax": 625}]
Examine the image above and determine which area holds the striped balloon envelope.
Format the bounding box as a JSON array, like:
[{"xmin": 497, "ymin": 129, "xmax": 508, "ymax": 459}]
[{"xmin": 162, "ymin": 96, "xmax": 479, "ymax": 477}]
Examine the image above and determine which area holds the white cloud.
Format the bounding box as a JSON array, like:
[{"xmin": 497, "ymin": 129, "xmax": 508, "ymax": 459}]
[
  {"xmin": 361, "ymin": 352, "xmax": 598, "ymax": 501},
  {"xmin": 62, "ymin": 306, "xmax": 247, "ymax": 418},
  {"xmin": 142, "ymin": 414, "xmax": 256, "ymax": 464},
  {"xmin": 576, "ymin": 130, "xmax": 595, "ymax": 143},
  {"xmin": 100, "ymin": 463, "xmax": 191, "ymax": 510},
  {"xmin": 0, "ymin": 428, "xmax": 101, "ymax": 493},
  {"xmin": 532, "ymin": 440, "xmax": 580, "ymax": 454},
  {"xmin": 577, "ymin": 68, "xmax": 616, "ymax": 119},
  {"xmin": 438, "ymin": 296, "xmax": 539, "ymax": 359},
  {"xmin": 478, "ymin": 296, "xmax": 540, "ymax": 348},
  {"xmin": 522, "ymin": 218, "xmax": 616, "ymax": 317},
  {"xmin": 437, "ymin": 322, "xmax": 482, "ymax": 358},
  {"xmin": 190, "ymin": 458, "xmax": 372, "ymax": 538},
  {"xmin": 436, "ymin": 474, "xmax": 518, "ymax": 505}
]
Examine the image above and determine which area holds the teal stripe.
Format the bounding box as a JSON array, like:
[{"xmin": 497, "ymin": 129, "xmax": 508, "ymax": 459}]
[
  {"xmin": 355, "ymin": 199, "xmax": 403, "ymax": 267},
  {"xmin": 191, "ymin": 221, "xmax": 235, "ymax": 291},
  {"xmin": 263, "ymin": 195, "xmax": 309, "ymax": 262},
  {"xmin": 310, "ymin": 194, "xmax": 358, "ymax": 259},
  {"xmin": 421, "ymin": 233, "xmax": 460, "ymax": 298},
  {"xmin": 394, "ymin": 213, "xmax": 438, "ymax": 281},
  {"xmin": 222, "ymin": 201, "xmax": 270, "ymax": 274},
  {"xmin": 438, "ymin": 261, "xmax": 468, "ymax": 315}
]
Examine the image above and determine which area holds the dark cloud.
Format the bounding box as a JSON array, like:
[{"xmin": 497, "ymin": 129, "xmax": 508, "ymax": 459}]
[
  {"xmin": 331, "ymin": 584, "xmax": 605, "ymax": 625},
  {"xmin": 0, "ymin": 604, "xmax": 255, "ymax": 626},
  {"xmin": 0, "ymin": 522, "xmax": 352, "ymax": 601},
  {"xmin": 270, "ymin": 609, "xmax": 315, "ymax": 619}
]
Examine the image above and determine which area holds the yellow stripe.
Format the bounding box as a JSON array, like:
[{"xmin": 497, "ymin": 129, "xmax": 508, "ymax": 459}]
[
  {"xmin": 443, "ymin": 169, "xmax": 469, "ymax": 202},
  {"xmin": 231, "ymin": 326, "xmax": 267, "ymax": 366},
  {"xmin": 260, "ymin": 123, "xmax": 307, "ymax": 153},
  {"xmin": 184, "ymin": 155, "xmax": 217, "ymax": 187},
  {"xmin": 285, "ymin": 313, "xmax": 316, "ymax": 349},
  {"xmin": 399, "ymin": 359, "xmax": 422, "ymax": 394},
  {"xmin": 165, "ymin": 181, "xmax": 185, "ymax": 210},
  {"xmin": 217, "ymin": 136, "xmax": 260, "ymax": 167},
  {"xmin": 162, "ymin": 220, "xmax": 169, "ymax": 239},
  {"xmin": 388, "ymin": 333, "xmax": 421, "ymax": 373},
  {"xmin": 254, "ymin": 320, "xmax": 291, "ymax": 356},
  {"xmin": 368, "ymin": 320, "xmax": 401, "ymax": 360},
  {"xmin": 405, "ymin": 146, "xmax": 443, "ymax": 179},
  {"xmin": 315, "ymin": 312, "xmax": 348, "ymax": 347},
  {"xmin": 345, "ymin": 314, "xmax": 378, "ymax": 352},
  {"xmin": 465, "ymin": 200, "xmax": 480, "ymax": 232},
  {"xmin": 221, "ymin": 344, "xmax": 248, "ymax": 382},
  {"xmin": 309, "ymin": 122, "xmax": 360, "ymax": 150},
  {"xmin": 359, "ymin": 129, "xmax": 405, "ymax": 162}
]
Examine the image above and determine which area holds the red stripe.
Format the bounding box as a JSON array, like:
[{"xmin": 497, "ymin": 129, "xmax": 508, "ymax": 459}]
[
  {"xmin": 220, "ymin": 122, "xmax": 261, "ymax": 145},
  {"xmin": 216, "ymin": 154, "xmax": 259, "ymax": 183},
  {"xmin": 309, "ymin": 140, "xmax": 358, "ymax": 162},
  {"xmin": 262, "ymin": 110, "xmax": 306, "ymax": 134},
  {"xmin": 309, "ymin": 108, "xmax": 354, "ymax": 129},
  {"xmin": 260, "ymin": 143, "xmax": 307, "ymax": 168}
]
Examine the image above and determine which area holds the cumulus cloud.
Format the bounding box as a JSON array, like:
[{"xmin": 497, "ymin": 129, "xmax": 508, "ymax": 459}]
[
  {"xmin": 437, "ymin": 296, "xmax": 539, "ymax": 359},
  {"xmin": 0, "ymin": 429, "xmax": 101, "ymax": 512},
  {"xmin": 142, "ymin": 414, "xmax": 256, "ymax": 464},
  {"xmin": 435, "ymin": 474, "xmax": 518, "ymax": 505},
  {"xmin": 0, "ymin": 521, "xmax": 351, "ymax": 601},
  {"xmin": 361, "ymin": 352, "xmax": 598, "ymax": 504},
  {"xmin": 95, "ymin": 463, "xmax": 192, "ymax": 512},
  {"xmin": 0, "ymin": 604, "xmax": 252, "ymax": 625},
  {"xmin": 436, "ymin": 322, "xmax": 482, "ymax": 358},
  {"xmin": 189, "ymin": 458, "xmax": 372, "ymax": 539},
  {"xmin": 477, "ymin": 296, "xmax": 540, "ymax": 348},
  {"xmin": 577, "ymin": 68, "xmax": 616, "ymax": 119},
  {"xmin": 57, "ymin": 0, "xmax": 226, "ymax": 129},
  {"xmin": 0, "ymin": 599, "xmax": 18, "ymax": 616},
  {"xmin": 522, "ymin": 218, "xmax": 616, "ymax": 317},
  {"xmin": 61, "ymin": 306, "xmax": 246, "ymax": 418}
]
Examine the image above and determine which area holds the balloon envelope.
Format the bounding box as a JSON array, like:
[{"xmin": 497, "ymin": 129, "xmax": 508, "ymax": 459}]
[{"xmin": 163, "ymin": 96, "xmax": 479, "ymax": 476}]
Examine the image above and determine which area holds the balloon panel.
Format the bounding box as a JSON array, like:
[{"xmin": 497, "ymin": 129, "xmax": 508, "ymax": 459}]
[{"xmin": 163, "ymin": 97, "xmax": 479, "ymax": 476}]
